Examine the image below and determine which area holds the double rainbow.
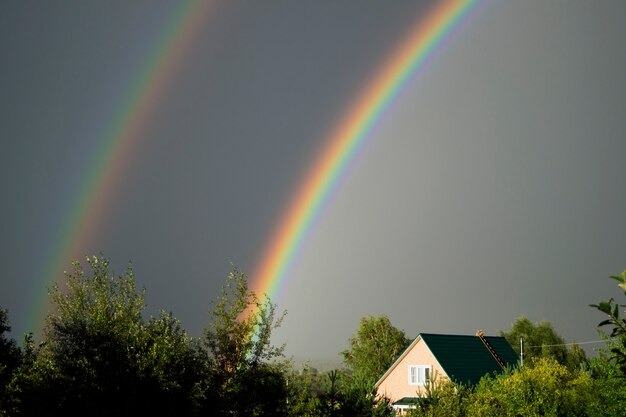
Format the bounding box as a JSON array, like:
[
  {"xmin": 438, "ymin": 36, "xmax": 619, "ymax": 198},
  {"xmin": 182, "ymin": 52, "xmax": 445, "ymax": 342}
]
[{"xmin": 29, "ymin": 0, "xmax": 477, "ymax": 333}]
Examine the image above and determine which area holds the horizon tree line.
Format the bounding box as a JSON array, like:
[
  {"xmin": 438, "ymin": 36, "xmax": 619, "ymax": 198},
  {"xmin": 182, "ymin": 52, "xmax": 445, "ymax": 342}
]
[{"xmin": 1, "ymin": 255, "xmax": 625, "ymax": 416}]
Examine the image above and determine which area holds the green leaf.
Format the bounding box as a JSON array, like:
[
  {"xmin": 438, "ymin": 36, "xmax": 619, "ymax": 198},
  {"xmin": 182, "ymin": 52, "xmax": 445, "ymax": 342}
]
[{"xmin": 592, "ymin": 300, "xmax": 614, "ymax": 315}]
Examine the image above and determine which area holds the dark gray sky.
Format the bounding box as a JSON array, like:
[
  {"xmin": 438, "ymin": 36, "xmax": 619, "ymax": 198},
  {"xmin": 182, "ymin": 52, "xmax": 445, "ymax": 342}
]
[{"xmin": 2, "ymin": 0, "xmax": 625, "ymax": 360}]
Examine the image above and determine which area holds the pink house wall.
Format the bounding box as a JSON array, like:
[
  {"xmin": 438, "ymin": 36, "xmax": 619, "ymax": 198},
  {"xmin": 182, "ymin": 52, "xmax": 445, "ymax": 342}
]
[{"xmin": 375, "ymin": 336, "xmax": 448, "ymax": 403}]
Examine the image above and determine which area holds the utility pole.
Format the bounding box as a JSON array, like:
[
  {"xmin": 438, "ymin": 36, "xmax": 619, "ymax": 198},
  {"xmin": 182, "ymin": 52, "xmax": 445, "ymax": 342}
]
[{"xmin": 520, "ymin": 337, "xmax": 524, "ymax": 367}]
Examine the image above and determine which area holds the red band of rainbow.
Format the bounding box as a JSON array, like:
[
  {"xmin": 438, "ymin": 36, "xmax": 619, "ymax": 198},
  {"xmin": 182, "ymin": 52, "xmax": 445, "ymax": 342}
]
[{"xmin": 251, "ymin": 0, "xmax": 478, "ymax": 302}]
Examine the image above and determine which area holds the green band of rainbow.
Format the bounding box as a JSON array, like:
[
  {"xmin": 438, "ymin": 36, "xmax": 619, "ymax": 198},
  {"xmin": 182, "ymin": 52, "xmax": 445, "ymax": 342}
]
[
  {"xmin": 251, "ymin": 0, "xmax": 478, "ymax": 301},
  {"xmin": 27, "ymin": 0, "xmax": 215, "ymax": 335}
]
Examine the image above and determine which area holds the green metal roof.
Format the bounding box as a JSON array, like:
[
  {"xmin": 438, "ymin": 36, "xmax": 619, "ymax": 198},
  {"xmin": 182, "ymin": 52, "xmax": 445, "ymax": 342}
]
[
  {"xmin": 393, "ymin": 397, "xmax": 421, "ymax": 406},
  {"xmin": 420, "ymin": 333, "xmax": 518, "ymax": 386}
]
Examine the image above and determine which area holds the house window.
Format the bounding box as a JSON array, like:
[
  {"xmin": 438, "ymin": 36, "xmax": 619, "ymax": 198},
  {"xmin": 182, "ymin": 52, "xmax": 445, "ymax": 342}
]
[{"xmin": 408, "ymin": 365, "xmax": 430, "ymax": 385}]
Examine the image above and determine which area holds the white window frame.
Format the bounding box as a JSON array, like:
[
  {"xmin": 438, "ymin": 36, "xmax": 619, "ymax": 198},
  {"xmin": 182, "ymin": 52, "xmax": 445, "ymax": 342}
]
[{"xmin": 408, "ymin": 365, "xmax": 431, "ymax": 386}]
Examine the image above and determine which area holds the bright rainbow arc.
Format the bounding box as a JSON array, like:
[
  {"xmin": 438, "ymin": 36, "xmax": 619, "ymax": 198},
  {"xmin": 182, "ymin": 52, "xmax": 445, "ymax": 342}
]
[
  {"xmin": 28, "ymin": 0, "xmax": 478, "ymax": 334},
  {"xmin": 28, "ymin": 0, "xmax": 215, "ymax": 334},
  {"xmin": 251, "ymin": 0, "xmax": 478, "ymax": 302}
]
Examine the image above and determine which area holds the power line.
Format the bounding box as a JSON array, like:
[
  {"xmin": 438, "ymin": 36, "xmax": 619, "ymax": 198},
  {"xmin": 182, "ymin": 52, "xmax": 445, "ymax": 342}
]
[{"xmin": 526, "ymin": 338, "xmax": 615, "ymax": 348}]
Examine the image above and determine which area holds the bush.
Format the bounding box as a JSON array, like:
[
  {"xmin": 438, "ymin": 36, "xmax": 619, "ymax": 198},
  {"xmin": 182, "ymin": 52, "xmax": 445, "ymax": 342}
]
[
  {"xmin": 467, "ymin": 358, "xmax": 592, "ymax": 417},
  {"xmin": 407, "ymin": 377, "xmax": 469, "ymax": 417}
]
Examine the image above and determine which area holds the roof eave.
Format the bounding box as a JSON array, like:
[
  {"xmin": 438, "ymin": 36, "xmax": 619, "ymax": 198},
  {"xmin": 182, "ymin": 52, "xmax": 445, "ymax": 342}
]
[{"xmin": 374, "ymin": 334, "xmax": 423, "ymax": 388}]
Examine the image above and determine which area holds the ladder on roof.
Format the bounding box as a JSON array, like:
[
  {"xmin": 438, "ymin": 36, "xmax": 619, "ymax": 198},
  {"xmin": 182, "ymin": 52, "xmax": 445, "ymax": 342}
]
[{"xmin": 476, "ymin": 329, "xmax": 506, "ymax": 370}]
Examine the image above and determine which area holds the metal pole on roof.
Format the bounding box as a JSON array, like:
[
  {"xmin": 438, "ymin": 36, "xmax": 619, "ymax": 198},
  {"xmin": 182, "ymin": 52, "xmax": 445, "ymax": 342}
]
[{"xmin": 520, "ymin": 337, "xmax": 524, "ymax": 367}]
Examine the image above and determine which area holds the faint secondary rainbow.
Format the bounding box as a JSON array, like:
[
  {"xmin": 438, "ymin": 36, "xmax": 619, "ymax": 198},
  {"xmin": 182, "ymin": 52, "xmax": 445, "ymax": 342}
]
[
  {"xmin": 28, "ymin": 0, "xmax": 215, "ymax": 334},
  {"xmin": 251, "ymin": 0, "xmax": 478, "ymax": 301}
]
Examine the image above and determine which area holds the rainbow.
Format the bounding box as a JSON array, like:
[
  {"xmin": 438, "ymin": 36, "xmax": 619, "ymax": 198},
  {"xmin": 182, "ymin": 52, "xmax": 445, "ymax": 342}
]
[
  {"xmin": 27, "ymin": 0, "xmax": 216, "ymax": 334},
  {"xmin": 251, "ymin": 0, "xmax": 478, "ymax": 301}
]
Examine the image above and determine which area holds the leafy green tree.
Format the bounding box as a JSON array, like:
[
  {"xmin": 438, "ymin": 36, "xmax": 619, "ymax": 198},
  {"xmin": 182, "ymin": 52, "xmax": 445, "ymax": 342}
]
[
  {"xmin": 140, "ymin": 310, "xmax": 205, "ymax": 414},
  {"xmin": 0, "ymin": 308, "xmax": 22, "ymax": 416},
  {"xmin": 467, "ymin": 358, "xmax": 592, "ymax": 417},
  {"xmin": 590, "ymin": 269, "xmax": 626, "ymax": 375},
  {"xmin": 16, "ymin": 255, "xmax": 202, "ymax": 416},
  {"xmin": 286, "ymin": 367, "xmax": 337, "ymax": 417},
  {"xmin": 289, "ymin": 369, "xmax": 393, "ymax": 417},
  {"xmin": 585, "ymin": 352, "xmax": 626, "ymax": 417},
  {"xmin": 500, "ymin": 316, "xmax": 586, "ymax": 369},
  {"xmin": 342, "ymin": 316, "xmax": 409, "ymax": 385},
  {"xmin": 334, "ymin": 372, "xmax": 393, "ymax": 417},
  {"xmin": 317, "ymin": 369, "xmax": 341, "ymax": 417},
  {"xmin": 337, "ymin": 316, "xmax": 406, "ymax": 417},
  {"xmin": 407, "ymin": 376, "xmax": 469, "ymax": 417},
  {"xmin": 565, "ymin": 342, "xmax": 587, "ymax": 370},
  {"xmin": 285, "ymin": 366, "xmax": 318, "ymax": 416},
  {"xmin": 202, "ymin": 264, "xmax": 287, "ymax": 417}
]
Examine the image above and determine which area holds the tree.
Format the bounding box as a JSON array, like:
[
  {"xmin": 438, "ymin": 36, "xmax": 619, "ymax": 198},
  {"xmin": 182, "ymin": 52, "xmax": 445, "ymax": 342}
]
[
  {"xmin": 590, "ymin": 269, "xmax": 626, "ymax": 375},
  {"xmin": 17, "ymin": 255, "xmax": 203, "ymax": 416},
  {"xmin": 292, "ymin": 368, "xmax": 392, "ymax": 417},
  {"xmin": 586, "ymin": 352, "xmax": 626, "ymax": 417},
  {"xmin": 285, "ymin": 365, "xmax": 326, "ymax": 417},
  {"xmin": 140, "ymin": 310, "xmax": 205, "ymax": 415},
  {"xmin": 500, "ymin": 316, "xmax": 585, "ymax": 369},
  {"xmin": 316, "ymin": 369, "xmax": 341, "ymax": 417},
  {"xmin": 467, "ymin": 358, "xmax": 592, "ymax": 417},
  {"xmin": 202, "ymin": 264, "xmax": 287, "ymax": 417},
  {"xmin": 341, "ymin": 316, "xmax": 409, "ymax": 385},
  {"xmin": 0, "ymin": 308, "xmax": 22, "ymax": 416},
  {"xmin": 407, "ymin": 376, "xmax": 469, "ymax": 417},
  {"xmin": 332, "ymin": 371, "xmax": 393, "ymax": 417}
]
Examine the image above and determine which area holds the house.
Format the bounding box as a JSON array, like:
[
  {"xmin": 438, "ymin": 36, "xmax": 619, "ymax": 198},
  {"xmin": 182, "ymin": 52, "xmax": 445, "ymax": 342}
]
[{"xmin": 375, "ymin": 331, "xmax": 518, "ymax": 414}]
